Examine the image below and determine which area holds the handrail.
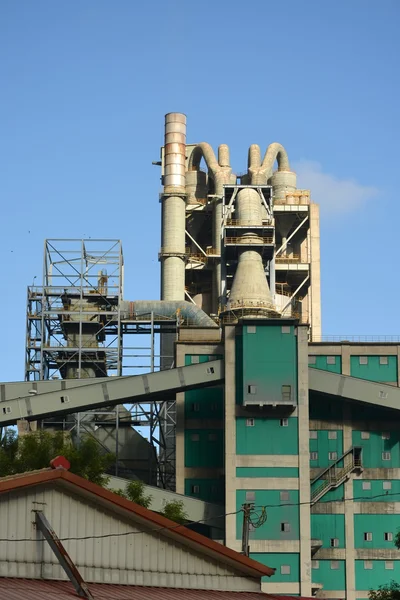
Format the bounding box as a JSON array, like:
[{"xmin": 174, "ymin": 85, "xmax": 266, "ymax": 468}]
[{"xmin": 225, "ymin": 236, "xmax": 274, "ymax": 245}]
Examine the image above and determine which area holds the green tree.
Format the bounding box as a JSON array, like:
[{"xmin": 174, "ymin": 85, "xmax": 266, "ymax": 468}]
[
  {"xmin": 395, "ymin": 530, "xmax": 400, "ymax": 550},
  {"xmin": 369, "ymin": 581, "xmax": 400, "ymax": 600},
  {"xmin": 124, "ymin": 480, "xmax": 153, "ymax": 508},
  {"xmin": 160, "ymin": 499, "xmax": 188, "ymax": 524},
  {"xmin": 0, "ymin": 429, "xmax": 114, "ymax": 486}
]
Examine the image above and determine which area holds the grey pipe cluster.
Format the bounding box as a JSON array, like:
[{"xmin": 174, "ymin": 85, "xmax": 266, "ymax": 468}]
[
  {"xmin": 119, "ymin": 301, "xmax": 218, "ymax": 328},
  {"xmin": 188, "ymin": 142, "xmax": 235, "ymax": 311}
]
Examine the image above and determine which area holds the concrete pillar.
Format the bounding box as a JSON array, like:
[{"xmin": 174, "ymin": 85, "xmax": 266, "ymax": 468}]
[
  {"xmin": 343, "ymin": 404, "xmax": 356, "ymax": 600},
  {"xmin": 309, "ymin": 204, "xmax": 321, "ymax": 341},
  {"xmin": 224, "ymin": 325, "xmax": 237, "ymax": 549},
  {"xmin": 298, "ymin": 325, "xmax": 312, "ymax": 596}
]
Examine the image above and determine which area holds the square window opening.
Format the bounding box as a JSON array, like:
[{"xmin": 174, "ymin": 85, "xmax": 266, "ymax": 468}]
[
  {"xmin": 246, "ymin": 418, "xmax": 255, "ymax": 427},
  {"xmin": 380, "ymin": 356, "xmax": 389, "ymax": 365},
  {"xmin": 281, "ymin": 326, "xmax": 290, "ymax": 334},
  {"xmin": 280, "ymin": 565, "xmax": 291, "ymax": 575},
  {"xmin": 331, "ymin": 561, "xmax": 339, "ymax": 570},
  {"xmin": 280, "ymin": 418, "xmax": 289, "ymax": 427},
  {"xmin": 280, "ymin": 522, "xmax": 290, "ymax": 532},
  {"xmin": 364, "ymin": 561, "xmax": 373, "ymax": 570},
  {"xmin": 208, "ymin": 433, "xmax": 217, "ymax": 441},
  {"xmin": 191, "ymin": 403, "xmax": 200, "ymax": 412},
  {"xmin": 382, "ymin": 432, "xmax": 391, "ymax": 440},
  {"xmin": 364, "ymin": 532, "xmax": 373, "ymax": 541},
  {"xmin": 385, "ymin": 561, "xmax": 394, "ymax": 570},
  {"xmin": 309, "ymin": 356, "xmax": 317, "ymax": 365},
  {"xmin": 312, "ymin": 560, "xmax": 319, "ymax": 569},
  {"xmin": 190, "ymin": 433, "xmax": 200, "ymax": 442},
  {"xmin": 384, "ymin": 532, "xmax": 393, "ymax": 541},
  {"xmin": 191, "ymin": 485, "xmax": 200, "ymax": 494},
  {"xmin": 310, "ymin": 452, "xmax": 318, "ymax": 461},
  {"xmin": 281, "ymin": 385, "xmax": 291, "ymax": 402},
  {"xmin": 245, "ymin": 491, "xmax": 255, "ymax": 502},
  {"xmin": 330, "ymin": 538, "xmax": 339, "ymax": 548},
  {"xmin": 247, "ymin": 325, "xmax": 256, "ymax": 334},
  {"xmin": 362, "ymin": 482, "xmax": 371, "ymax": 490},
  {"xmin": 191, "ymin": 356, "xmax": 200, "ymax": 364},
  {"xmin": 382, "ymin": 452, "xmax": 391, "ymax": 461},
  {"xmin": 280, "ymin": 491, "xmax": 290, "ymax": 502},
  {"xmin": 310, "ymin": 430, "xmax": 318, "ymax": 439},
  {"xmin": 359, "ymin": 356, "xmax": 368, "ymax": 365},
  {"xmin": 383, "ymin": 481, "xmax": 392, "ymax": 490},
  {"xmin": 361, "ymin": 431, "xmax": 370, "ymax": 440},
  {"xmin": 329, "ymin": 452, "xmax": 338, "ymax": 461},
  {"xmin": 328, "ymin": 431, "xmax": 338, "ymax": 440},
  {"xmin": 248, "ymin": 385, "xmax": 257, "ymax": 395},
  {"xmin": 326, "ymin": 356, "xmax": 336, "ymax": 365}
]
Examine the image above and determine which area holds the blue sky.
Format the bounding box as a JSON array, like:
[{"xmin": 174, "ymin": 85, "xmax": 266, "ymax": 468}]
[{"xmin": 1, "ymin": 0, "xmax": 399, "ymax": 382}]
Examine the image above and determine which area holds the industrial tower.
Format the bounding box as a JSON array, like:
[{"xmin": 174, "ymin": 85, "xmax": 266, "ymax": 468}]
[{"xmin": 12, "ymin": 112, "xmax": 400, "ymax": 599}]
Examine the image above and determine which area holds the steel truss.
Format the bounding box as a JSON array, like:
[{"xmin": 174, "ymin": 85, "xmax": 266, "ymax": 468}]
[{"xmin": 25, "ymin": 239, "xmax": 178, "ymax": 487}]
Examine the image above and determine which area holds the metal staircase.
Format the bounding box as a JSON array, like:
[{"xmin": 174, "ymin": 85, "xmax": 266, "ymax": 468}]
[{"xmin": 310, "ymin": 446, "xmax": 363, "ymax": 504}]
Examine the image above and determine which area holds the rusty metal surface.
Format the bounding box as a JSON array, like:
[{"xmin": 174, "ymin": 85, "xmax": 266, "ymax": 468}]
[
  {"xmin": 35, "ymin": 511, "xmax": 93, "ymax": 600},
  {"xmin": 0, "ymin": 579, "xmax": 311, "ymax": 600}
]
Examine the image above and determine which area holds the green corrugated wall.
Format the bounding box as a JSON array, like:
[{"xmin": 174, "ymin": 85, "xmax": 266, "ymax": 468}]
[
  {"xmin": 236, "ymin": 417, "xmax": 299, "ymax": 455},
  {"xmin": 350, "ymin": 356, "xmax": 397, "ymax": 382},
  {"xmin": 236, "ymin": 323, "xmax": 297, "ymax": 406}
]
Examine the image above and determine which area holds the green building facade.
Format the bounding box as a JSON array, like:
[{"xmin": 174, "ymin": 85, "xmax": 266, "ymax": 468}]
[{"xmin": 176, "ymin": 322, "xmax": 400, "ymax": 598}]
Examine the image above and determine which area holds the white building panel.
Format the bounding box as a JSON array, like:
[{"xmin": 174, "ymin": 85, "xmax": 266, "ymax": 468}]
[{"xmin": 0, "ymin": 483, "xmax": 259, "ymax": 592}]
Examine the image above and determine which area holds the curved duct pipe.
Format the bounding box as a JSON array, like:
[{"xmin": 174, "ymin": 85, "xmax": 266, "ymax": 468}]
[
  {"xmin": 248, "ymin": 143, "xmax": 291, "ymax": 184},
  {"xmin": 119, "ymin": 300, "xmax": 218, "ymax": 328},
  {"xmin": 161, "ymin": 113, "xmax": 186, "ymax": 301},
  {"xmin": 188, "ymin": 142, "xmax": 235, "ymax": 313}
]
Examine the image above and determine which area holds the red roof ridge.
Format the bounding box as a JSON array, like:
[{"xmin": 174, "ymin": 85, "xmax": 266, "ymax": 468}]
[{"xmin": 0, "ymin": 467, "xmax": 275, "ymax": 578}]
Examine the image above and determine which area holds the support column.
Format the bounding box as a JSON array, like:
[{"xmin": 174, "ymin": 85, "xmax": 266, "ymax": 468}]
[
  {"xmin": 343, "ymin": 404, "xmax": 355, "ymax": 600},
  {"xmin": 309, "ymin": 204, "xmax": 321, "ymax": 341},
  {"xmin": 225, "ymin": 325, "xmax": 237, "ymax": 549},
  {"xmin": 298, "ymin": 325, "xmax": 312, "ymax": 597}
]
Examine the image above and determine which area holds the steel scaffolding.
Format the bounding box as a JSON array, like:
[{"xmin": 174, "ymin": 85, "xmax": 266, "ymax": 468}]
[{"xmin": 25, "ymin": 239, "xmax": 178, "ymax": 487}]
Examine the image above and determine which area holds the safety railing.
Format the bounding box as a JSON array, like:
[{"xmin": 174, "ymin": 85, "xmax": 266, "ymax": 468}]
[
  {"xmin": 225, "ymin": 219, "xmax": 273, "ymax": 227},
  {"xmin": 224, "ymin": 236, "xmax": 274, "ymax": 245},
  {"xmin": 311, "ymin": 335, "xmax": 400, "ymax": 343},
  {"xmin": 275, "ymin": 254, "xmax": 301, "ymax": 263},
  {"xmin": 311, "ymin": 447, "xmax": 363, "ymax": 504}
]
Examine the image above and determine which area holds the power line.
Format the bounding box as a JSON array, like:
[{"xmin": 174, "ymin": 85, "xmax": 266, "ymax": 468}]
[
  {"xmin": 0, "ymin": 509, "xmax": 241, "ymax": 543},
  {"xmin": 1, "ymin": 490, "xmax": 400, "ymax": 543}
]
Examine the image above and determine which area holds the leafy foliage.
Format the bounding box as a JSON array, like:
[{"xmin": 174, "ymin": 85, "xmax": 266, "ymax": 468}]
[
  {"xmin": 109, "ymin": 480, "xmax": 187, "ymax": 523},
  {"xmin": 124, "ymin": 480, "xmax": 153, "ymax": 508},
  {"xmin": 0, "ymin": 429, "xmax": 114, "ymax": 486},
  {"xmin": 369, "ymin": 581, "xmax": 400, "ymax": 600},
  {"xmin": 160, "ymin": 499, "xmax": 188, "ymax": 524},
  {"xmin": 395, "ymin": 529, "xmax": 400, "ymax": 550}
]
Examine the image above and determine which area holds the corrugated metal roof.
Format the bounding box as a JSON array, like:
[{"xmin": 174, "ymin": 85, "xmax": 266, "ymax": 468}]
[
  {"xmin": 0, "ymin": 468, "xmax": 275, "ymax": 578},
  {"xmin": 0, "ymin": 579, "xmax": 303, "ymax": 600}
]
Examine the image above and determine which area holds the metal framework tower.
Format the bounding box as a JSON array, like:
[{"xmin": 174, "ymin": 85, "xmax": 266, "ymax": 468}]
[{"xmin": 25, "ymin": 239, "xmax": 178, "ymax": 487}]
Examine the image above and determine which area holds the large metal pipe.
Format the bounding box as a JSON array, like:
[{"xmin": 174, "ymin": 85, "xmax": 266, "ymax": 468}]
[
  {"xmin": 248, "ymin": 143, "xmax": 293, "ymax": 186},
  {"xmin": 161, "ymin": 113, "xmax": 187, "ymax": 301},
  {"xmin": 188, "ymin": 142, "xmax": 235, "ymax": 312},
  {"xmin": 119, "ymin": 300, "xmax": 218, "ymax": 328}
]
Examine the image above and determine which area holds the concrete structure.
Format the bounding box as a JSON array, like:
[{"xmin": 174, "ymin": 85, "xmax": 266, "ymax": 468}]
[
  {"xmin": 174, "ymin": 327, "xmax": 400, "ymax": 598},
  {"xmin": 158, "ymin": 113, "xmax": 322, "ymax": 339},
  {"xmin": 5, "ymin": 112, "xmax": 398, "ymax": 599}
]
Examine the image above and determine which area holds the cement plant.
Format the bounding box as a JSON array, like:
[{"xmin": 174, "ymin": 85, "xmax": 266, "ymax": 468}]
[{"xmin": 1, "ymin": 113, "xmax": 400, "ymax": 598}]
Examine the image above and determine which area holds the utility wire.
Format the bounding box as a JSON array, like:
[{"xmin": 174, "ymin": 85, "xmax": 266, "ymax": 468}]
[
  {"xmin": 0, "ymin": 509, "xmax": 241, "ymax": 543},
  {"xmin": 1, "ymin": 490, "xmax": 400, "ymax": 543}
]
